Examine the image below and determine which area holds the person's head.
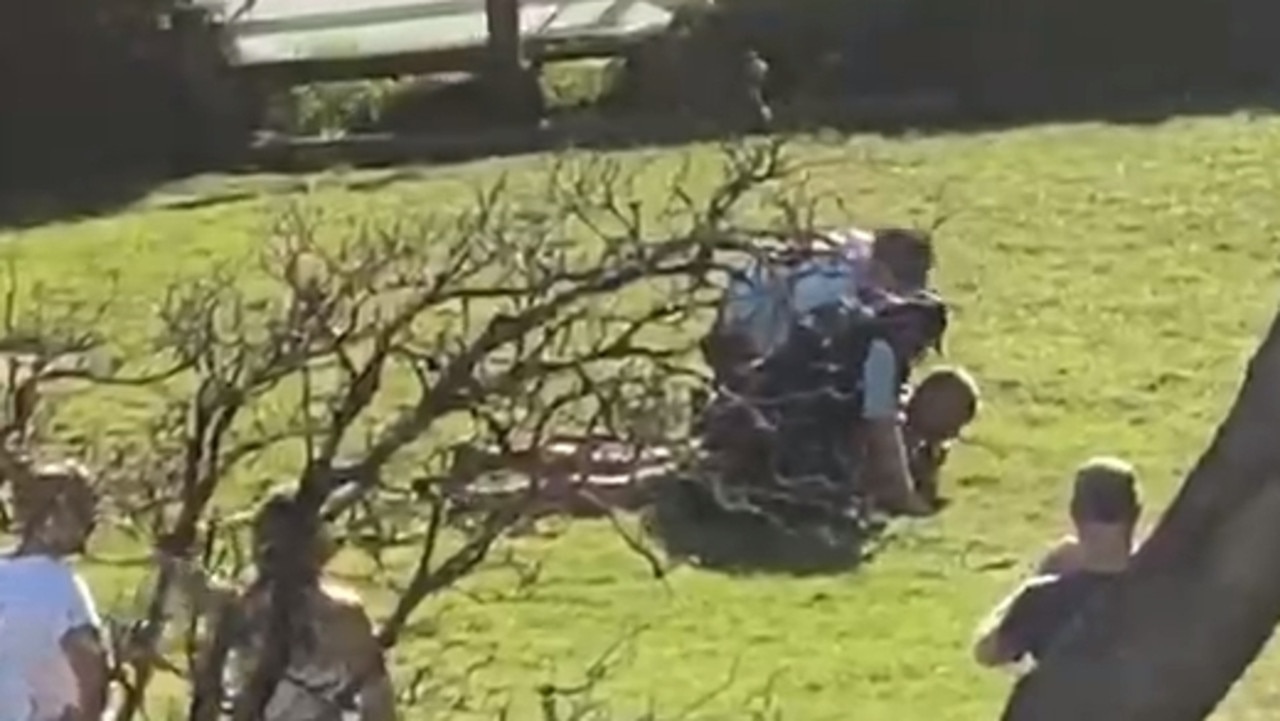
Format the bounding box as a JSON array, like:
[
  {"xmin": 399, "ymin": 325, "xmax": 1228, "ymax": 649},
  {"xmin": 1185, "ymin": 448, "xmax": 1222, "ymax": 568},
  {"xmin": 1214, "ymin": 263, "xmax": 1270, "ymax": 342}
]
[
  {"xmin": 906, "ymin": 366, "xmax": 980, "ymax": 442},
  {"xmin": 877, "ymin": 292, "xmax": 949, "ymax": 365},
  {"xmin": 12, "ymin": 460, "xmax": 98, "ymax": 556},
  {"xmin": 1070, "ymin": 456, "xmax": 1142, "ymax": 541},
  {"xmin": 251, "ymin": 493, "xmax": 335, "ymax": 584},
  {"xmin": 871, "ymin": 227, "xmax": 934, "ymax": 294}
]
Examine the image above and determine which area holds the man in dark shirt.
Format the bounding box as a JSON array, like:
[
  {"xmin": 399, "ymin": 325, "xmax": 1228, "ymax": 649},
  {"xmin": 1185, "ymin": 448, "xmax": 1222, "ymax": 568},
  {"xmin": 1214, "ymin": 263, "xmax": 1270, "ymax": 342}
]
[{"xmin": 972, "ymin": 456, "xmax": 1142, "ymax": 668}]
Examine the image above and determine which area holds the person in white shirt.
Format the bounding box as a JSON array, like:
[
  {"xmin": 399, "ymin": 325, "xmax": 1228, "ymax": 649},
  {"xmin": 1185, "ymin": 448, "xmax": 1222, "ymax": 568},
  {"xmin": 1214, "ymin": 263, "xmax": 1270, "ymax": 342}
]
[{"xmin": 0, "ymin": 459, "xmax": 108, "ymax": 721}]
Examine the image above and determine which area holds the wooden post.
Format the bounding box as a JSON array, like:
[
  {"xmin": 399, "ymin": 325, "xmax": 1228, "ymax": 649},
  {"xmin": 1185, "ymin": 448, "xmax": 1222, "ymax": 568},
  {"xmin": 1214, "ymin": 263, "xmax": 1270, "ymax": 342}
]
[
  {"xmin": 484, "ymin": 0, "xmax": 523, "ymax": 76},
  {"xmin": 482, "ymin": 0, "xmax": 543, "ymax": 123}
]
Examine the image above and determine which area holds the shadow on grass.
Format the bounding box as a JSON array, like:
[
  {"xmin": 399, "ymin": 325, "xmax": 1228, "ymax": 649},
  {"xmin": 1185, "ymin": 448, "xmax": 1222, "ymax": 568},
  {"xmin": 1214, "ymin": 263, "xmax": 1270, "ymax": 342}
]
[
  {"xmin": 5, "ymin": 86, "xmax": 1280, "ymax": 232},
  {"xmin": 640, "ymin": 475, "xmax": 893, "ymax": 577},
  {"xmin": 241, "ymin": 86, "xmax": 1280, "ymax": 176},
  {"xmin": 0, "ymin": 173, "xmax": 166, "ymax": 232}
]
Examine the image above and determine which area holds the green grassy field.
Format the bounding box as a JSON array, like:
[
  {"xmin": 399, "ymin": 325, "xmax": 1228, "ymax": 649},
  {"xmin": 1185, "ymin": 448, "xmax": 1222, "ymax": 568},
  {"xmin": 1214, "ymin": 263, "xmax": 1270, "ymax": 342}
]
[{"xmin": 5, "ymin": 112, "xmax": 1280, "ymax": 720}]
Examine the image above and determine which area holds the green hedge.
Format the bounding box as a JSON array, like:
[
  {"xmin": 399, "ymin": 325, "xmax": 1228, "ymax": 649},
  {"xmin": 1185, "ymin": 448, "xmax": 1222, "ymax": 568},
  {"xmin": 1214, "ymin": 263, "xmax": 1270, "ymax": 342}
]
[
  {"xmin": 0, "ymin": 0, "xmax": 1263, "ymax": 192},
  {"xmin": 717, "ymin": 0, "xmax": 1239, "ymax": 113},
  {"xmin": 0, "ymin": 0, "xmax": 231, "ymax": 191}
]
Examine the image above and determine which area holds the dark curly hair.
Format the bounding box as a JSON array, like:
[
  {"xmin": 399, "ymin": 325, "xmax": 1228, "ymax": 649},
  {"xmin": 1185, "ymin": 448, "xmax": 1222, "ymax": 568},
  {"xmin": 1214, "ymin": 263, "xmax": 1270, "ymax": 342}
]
[{"xmin": 251, "ymin": 493, "xmax": 328, "ymax": 584}]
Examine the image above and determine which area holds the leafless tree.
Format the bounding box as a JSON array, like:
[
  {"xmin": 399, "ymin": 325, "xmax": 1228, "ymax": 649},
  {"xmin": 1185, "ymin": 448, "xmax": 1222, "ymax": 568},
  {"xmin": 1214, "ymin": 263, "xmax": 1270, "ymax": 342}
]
[{"xmin": 0, "ymin": 138, "xmax": 836, "ymax": 719}]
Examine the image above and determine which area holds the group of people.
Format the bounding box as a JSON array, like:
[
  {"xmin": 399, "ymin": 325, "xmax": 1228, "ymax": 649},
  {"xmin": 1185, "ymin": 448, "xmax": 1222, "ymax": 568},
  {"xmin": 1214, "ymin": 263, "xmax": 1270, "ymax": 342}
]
[
  {"xmin": 0, "ymin": 225, "xmax": 1138, "ymax": 720},
  {"xmin": 711, "ymin": 224, "xmax": 980, "ymax": 517},
  {"xmin": 0, "ymin": 461, "xmax": 397, "ymax": 721},
  {"xmin": 712, "ymin": 224, "xmax": 1144, "ymax": 691}
]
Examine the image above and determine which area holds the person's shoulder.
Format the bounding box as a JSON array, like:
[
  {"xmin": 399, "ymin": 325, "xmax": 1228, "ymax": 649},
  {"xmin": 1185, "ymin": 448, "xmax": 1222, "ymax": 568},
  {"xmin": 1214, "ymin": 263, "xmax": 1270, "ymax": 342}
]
[
  {"xmin": 319, "ymin": 580, "xmax": 369, "ymax": 616},
  {"xmin": 1018, "ymin": 573, "xmax": 1065, "ymax": 591},
  {"xmin": 316, "ymin": 581, "xmax": 377, "ymax": 645},
  {"xmin": 1013, "ymin": 569, "xmax": 1117, "ymax": 611},
  {"xmin": 1037, "ymin": 535, "xmax": 1082, "ymax": 575},
  {"xmin": 997, "ymin": 574, "xmax": 1069, "ymax": 628},
  {"xmin": 5, "ymin": 554, "xmax": 78, "ymax": 584}
]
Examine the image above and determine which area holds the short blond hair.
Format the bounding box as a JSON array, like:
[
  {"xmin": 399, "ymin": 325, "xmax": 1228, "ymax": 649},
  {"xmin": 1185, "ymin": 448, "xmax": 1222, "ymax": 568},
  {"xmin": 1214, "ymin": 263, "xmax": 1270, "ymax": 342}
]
[{"xmin": 1071, "ymin": 456, "xmax": 1140, "ymax": 524}]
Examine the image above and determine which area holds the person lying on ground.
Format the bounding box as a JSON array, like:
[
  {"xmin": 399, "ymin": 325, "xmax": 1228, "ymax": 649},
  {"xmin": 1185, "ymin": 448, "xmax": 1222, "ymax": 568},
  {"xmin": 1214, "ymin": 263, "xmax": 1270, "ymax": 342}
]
[
  {"xmin": 902, "ymin": 365, "xmax": 980, "ymax": 507},
  {"xmin": 972, "ymin": 456, "xmax": 1141, "ymax": 670},
  {"xmin": 0, "ymin": 458, "xmax": 109, "ymax": 721},
  {"xmin": 161, "ymin": 493, "xmax": 397, "ymax": 721}
]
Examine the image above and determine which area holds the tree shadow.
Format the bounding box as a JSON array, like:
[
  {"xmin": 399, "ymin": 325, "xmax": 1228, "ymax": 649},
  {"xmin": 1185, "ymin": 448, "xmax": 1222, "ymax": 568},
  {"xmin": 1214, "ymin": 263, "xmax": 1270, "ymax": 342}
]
[
  {"xmin": 6, "ymin": 85, "xmax": 1280, "ymax": 233},
  {"xmin": 234, "ymin": 84, "xmax": 1280, "ymax": 177},
  {"xmin": 640, "ymin": 474, "xmax": 894, "ymax": 577},
  {"xmin": 0, "ymin": 173, "xmax": 166, "ymax": 232},
  {"xmin": 864, "ymin": 88, "xmax": 1280, "ymax": 137}
]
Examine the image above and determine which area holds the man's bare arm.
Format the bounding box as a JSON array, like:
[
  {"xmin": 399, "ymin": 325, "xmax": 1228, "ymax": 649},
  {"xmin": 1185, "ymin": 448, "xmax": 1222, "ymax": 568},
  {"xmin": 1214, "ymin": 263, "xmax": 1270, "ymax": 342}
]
[
  {"xmin": 972, "ymin": 594, "xmax": 1020, "ymax": 667},
  {"xmin": 972, "ymin": 582, "xmax": 1038, "ymax": 668},
  {"xmin": 908, "ymin": 440, "xmax": 949, "ymax": 503},
  {"xmin": 973, "ymin": 627, "xmax": 1020, "ymax": 667},
  {"xmin": 62, "ymin": 626, "xmax": 109, "ymax": 721},
  {"xmin": 860, "ymin": 339, "xmax": 929, "ymax": 515},
  {"xmin": 866, "ymin": 419, "xmax": 926, "ymax": 512}
]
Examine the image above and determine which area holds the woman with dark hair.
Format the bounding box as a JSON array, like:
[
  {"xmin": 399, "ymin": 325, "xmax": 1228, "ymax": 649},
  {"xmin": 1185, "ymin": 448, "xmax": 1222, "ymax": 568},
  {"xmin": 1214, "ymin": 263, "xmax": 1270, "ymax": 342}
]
[{"xmin": 171, "ymin": 493, "xmax": 397, "ymax": 721}]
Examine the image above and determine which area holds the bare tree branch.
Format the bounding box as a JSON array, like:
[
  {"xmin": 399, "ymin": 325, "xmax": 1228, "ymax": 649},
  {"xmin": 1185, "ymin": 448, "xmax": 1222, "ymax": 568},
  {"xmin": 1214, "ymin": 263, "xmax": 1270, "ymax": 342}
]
[{"xmin": 0, "ymin": 138, "xmax": 840, "ymax": 720}]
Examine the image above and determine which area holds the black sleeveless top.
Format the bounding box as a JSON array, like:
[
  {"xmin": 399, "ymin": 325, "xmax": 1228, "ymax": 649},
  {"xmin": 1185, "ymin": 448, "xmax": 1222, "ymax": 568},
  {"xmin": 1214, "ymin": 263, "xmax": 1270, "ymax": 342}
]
[{"xmin": 998, "ymin": 570, "xmax": 1120, "ymax": 663}]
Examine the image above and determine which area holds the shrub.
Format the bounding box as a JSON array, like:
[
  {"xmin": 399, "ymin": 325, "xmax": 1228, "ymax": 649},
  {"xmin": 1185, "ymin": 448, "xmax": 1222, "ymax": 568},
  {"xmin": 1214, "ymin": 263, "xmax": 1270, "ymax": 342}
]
[
  {"xmin": 0, "ymin": 0, "xmax": 246, "ymax": 191},
  {"xmin": 715, "ymin": 0, "xmax": 1239, "ymax": 113}
]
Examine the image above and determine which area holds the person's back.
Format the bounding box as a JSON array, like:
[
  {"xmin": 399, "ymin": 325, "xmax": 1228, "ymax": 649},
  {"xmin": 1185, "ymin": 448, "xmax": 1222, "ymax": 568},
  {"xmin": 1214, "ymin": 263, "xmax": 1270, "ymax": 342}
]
[
  {"xmin": 184, "ymin": 494, "xmax": 397, "ymax": 721},
  {"xmin": 231, "ymin": 581, "xmax": 387, "ymax": 721},
  {"xmin": 974, "ymin": 457, "xmax": 1141, "ymax": 670},
  {"xmin": 985, "ymin": 570, "xmax": 1120, "ymax": 665}
]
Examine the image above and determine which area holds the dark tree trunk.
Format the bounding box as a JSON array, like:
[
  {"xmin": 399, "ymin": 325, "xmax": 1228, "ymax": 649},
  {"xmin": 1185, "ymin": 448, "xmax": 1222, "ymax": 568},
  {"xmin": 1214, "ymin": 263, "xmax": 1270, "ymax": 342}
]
[{"xmin": 1002, "ymin": 300, "xmax": 1280, "ymax": 721}]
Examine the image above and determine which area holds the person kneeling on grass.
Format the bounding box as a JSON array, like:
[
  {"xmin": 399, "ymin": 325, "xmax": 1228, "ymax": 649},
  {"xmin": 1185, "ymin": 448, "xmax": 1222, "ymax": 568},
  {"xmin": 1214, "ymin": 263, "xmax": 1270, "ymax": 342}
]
[
  {"xmin": 901, "ymin": 365, "xmax": 980, "ymax": 508},
  {"xmin": 972, "ymin": 456, "xmax": 1141, "ymax": 671},
  {"xmin": 162, "ymin": 493, "xmax": 397, "ymax": 721},
  {"xmin": 0, "ymin": 459, "xmax": 109, "ymax": 721}
]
